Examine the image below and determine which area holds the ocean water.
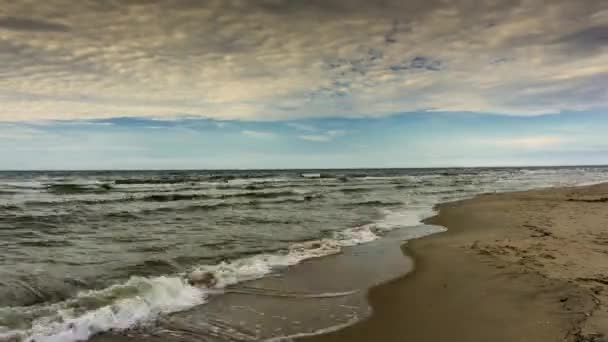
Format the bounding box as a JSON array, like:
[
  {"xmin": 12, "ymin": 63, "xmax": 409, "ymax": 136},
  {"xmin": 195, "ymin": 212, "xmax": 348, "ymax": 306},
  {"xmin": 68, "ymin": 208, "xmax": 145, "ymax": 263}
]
[{"xmin": 0, "ymin": 167, "xmax": 607, "ymax": 341}]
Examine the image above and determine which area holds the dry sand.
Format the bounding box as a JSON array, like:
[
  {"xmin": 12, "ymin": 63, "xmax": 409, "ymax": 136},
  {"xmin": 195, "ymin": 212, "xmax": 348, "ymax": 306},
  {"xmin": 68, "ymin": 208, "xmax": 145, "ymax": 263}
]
[{"xmin": 305, "ymin": 183, "xmax": 608, "ymax": 342}]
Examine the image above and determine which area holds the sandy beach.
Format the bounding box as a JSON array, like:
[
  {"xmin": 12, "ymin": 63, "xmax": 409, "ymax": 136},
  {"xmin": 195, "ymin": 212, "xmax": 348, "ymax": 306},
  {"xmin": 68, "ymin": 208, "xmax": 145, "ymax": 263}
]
[{"xmin": 305, "ymin": 183, "xmax": 608, "ymax": 342}]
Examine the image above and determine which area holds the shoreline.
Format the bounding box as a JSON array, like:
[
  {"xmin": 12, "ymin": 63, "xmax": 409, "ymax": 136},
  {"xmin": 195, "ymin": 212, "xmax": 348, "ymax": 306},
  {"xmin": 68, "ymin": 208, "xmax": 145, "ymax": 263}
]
[
  {"xmin": 90, "ymin": 226, "xmax": 424, "ymax": 342},
  {"xmin": 304, "ymin": 183, "xmax": 608, "ymax": 342},
  {"xmin": 53, "ymin": 182, "xmax": 608, "ymax": 342}
]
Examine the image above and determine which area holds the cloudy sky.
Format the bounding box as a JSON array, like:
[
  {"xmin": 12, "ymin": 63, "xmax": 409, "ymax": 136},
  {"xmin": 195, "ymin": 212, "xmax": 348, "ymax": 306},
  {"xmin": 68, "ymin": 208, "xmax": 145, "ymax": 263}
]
[{"xmin": 0, "ymin": 0, "xmax": 607, "ymax": 169}]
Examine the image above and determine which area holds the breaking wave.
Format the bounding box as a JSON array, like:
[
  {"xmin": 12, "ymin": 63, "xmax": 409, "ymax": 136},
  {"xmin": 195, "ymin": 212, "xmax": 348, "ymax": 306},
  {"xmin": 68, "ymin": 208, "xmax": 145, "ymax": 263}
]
[
  {"xmin": 0, "ymin": 276, "xmax": 206, "ymax": 342},
  {"xmin": 0, "ymin": 207, "xmax": 437, "ymax": 342}
]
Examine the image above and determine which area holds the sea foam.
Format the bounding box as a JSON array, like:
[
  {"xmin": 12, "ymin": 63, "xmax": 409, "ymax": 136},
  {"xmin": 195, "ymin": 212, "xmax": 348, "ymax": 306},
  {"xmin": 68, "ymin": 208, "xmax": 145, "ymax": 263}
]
[
  {"xmin": 2, "ymin": 276, "xmax": 206, "ymax": 342},
  {"xmin": 1, "ymin": 206, "xmax": 436, "ymax": 342}
]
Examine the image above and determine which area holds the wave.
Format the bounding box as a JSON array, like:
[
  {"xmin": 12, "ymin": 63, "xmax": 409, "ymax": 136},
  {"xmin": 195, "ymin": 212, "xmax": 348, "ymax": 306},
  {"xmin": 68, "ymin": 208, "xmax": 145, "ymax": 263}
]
[
  {"xmin": 17, "ymin": 240, "xmax": 73, "ymax": 248},
  {"xmin": 0, "ymin": 206, "xmax": 439, "ymax": 342},
  {"xmin": 20, "ymin": 189, "xmax": 309, "ymax": 208},
  {"xmin": 167, "ymin": 202, "xmax": 233, "ymax": 213},
  {"xmin": 103, "ymin": 211, "xmax": 141, "ymax": 219},
  {"xmin": 112, "ymin": 174, "xmax": 281, "ymax": 186},
  {"xmin": 114, "ymin": 178, "xmax": 200, "ymax": 185},
  {"xmin": 140, "ymin": 193, "xmax": 211, "ymax": 202},
  {"xmin": 0, "ymin": 276, "xmax": 206, "ymax": 342},
  {"xmin": 188, "ymin": 226, "xmax": 380, "ymax": 289},
  {"xmin": 0, "ymin": 183, "xmax": 46, "ymax": 191},
  {"xmin": 139, "ymin": 194, "xmax": 321, "ymax": 215},
  {"xmin": 8, "ymin": 195, "xmax": 323, "ymax": 223},
  {"xmin": 343, "ymin": 200, "xmax": 403, "ymax": 207},
  {"xmin": 45, "ymin": 184, "xmax": 112, "ymax": 194},
  {"xmin": 114, "ymin": 259, "xmax": 182, "ymax": 278},
  {"xmin": 394, "ymin": 184, "xmax": 417, "ymax": 189},
  {"xmin": 0, "ymin": 276, "xmax": 90, "ymax": 308},
  {"xmin": 23, "ymin": 193, "xmax": 213, "ymax": 207},
  {"xmin": 216, "ymin": 181, "xmax": 335, "ymax": 190},
  {"xmin": 337, "ymin": 187, "xmax": 374, "ymax": 193},
  {"xmin": 219, "ymin": 190, "xmax": 305, "ymax": 200},
  {"xmin": 0, "ymin": 204, "xmax": 21, "ymax": 210}
]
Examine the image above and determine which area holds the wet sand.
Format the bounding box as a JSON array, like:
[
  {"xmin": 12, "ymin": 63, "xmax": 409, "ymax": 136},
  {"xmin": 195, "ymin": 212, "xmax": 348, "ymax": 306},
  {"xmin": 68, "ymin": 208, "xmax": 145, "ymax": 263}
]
[{"xmin": 305, "ymin": 183, "xmax": 608, "ymax": 342}]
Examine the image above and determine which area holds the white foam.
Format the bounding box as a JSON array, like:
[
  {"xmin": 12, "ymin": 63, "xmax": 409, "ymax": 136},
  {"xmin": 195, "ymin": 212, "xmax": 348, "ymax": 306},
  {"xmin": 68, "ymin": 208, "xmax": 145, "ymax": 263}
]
[
  {"xmin": 192, "ymin": 239, "xmax": 344, "ymax": 289},
  {"xmin": 3, "ymin": 276, "xmax": 206, "ymax": 342},
  {"xmin": 227, "ymin": 177, "xmax": 290, "ymax": 186},
  {"xmin": 374, "ymin": 206, "xmax": 436, "ymax": 231},
  {"xmin": 2, "ymin": 205, "xmax": 440, "ymax": 342},
  {"xmin": 192, "ymin": 205, "xmax": 437, "ymax": 290},
  {"xmin": 334, "ymin": 226, "xmax": 379, "ymax": 246}
]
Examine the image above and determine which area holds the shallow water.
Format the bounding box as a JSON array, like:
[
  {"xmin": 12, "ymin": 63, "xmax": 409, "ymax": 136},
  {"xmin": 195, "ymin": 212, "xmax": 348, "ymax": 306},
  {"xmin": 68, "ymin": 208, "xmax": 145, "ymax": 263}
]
[{"xmin": 1, "ymin": 167, "xmax": 607, "ymax": 341}]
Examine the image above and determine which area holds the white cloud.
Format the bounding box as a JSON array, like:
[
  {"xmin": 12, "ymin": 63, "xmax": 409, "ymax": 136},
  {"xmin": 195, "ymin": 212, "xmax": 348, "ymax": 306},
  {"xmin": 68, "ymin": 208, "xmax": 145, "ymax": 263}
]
[
  {"xmin": 297, "ymin": 129, "xmax": 347, "ymax": 142},
  {"xmin": 298, "ymin": 135, "xmax": 331, "ymax": 142},
  {"xmin": 242, "ymin": 130, "xmax": 277, "ymax": 139},
  {"xmin": 327, "ymin": 130, "xmax": 346, "ymax": 136}
]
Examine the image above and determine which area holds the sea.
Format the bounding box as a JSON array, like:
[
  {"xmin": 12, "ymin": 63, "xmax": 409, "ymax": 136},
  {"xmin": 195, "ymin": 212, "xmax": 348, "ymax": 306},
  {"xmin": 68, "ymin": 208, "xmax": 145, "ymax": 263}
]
[{"xmin": 1, "ymin": 167, "xmax": 607, "ymax": 342}]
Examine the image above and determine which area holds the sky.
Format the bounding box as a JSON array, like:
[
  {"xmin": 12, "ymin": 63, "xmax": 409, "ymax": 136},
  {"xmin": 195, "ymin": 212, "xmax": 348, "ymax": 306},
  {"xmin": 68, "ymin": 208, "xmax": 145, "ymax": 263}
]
[{"xmin": 0, "ymin": 0, "xmax": 607, "ymax": 169}]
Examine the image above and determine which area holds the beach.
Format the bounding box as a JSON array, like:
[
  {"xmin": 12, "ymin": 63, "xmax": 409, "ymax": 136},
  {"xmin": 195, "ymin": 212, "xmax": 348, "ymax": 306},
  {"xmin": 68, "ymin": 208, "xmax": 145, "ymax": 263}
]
[
  {"xmin": 3, "ymin": 0, "xmax": 608, "ymax": 339},
  {"xmin": 306, "ymin": 183, "xmax": 608, "ymax": 342}
]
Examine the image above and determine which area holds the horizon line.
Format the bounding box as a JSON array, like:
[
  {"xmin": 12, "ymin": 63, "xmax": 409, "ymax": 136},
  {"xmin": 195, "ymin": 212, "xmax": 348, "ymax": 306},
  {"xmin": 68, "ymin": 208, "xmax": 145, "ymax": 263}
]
[{"xmin": 1, "ymin": 164, "xmax": 607, "ymax": 172}]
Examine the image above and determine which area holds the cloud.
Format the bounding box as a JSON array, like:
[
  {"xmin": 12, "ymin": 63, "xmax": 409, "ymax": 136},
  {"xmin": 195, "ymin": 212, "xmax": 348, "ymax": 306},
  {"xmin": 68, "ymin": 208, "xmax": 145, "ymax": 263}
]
[
  {"xmin": 298, "ymin": 135, "xmax": 331, "ymax": 142},
  {"xmin": 242, "ymin": 130, "xmax": 277, "ymax": 139},
  {"xmin": 327, "ymin": 130, "xmax": 346, "ymax": 136},
  {"xmin": 482, "ymin": 136, "xmax": 564, "ymax": 148},
  {"xmin": 286, "ymin": 123, "xmax": 317, "ymax": 132},
  {"xmin": 297, "ymin": 129, "xmax": 346, "ymax": 142},
  {"xmin": 0, "ymin": 0, "xmax": 606, "ymax": 121},
  {"xmin": 52, "ymin": 120, "xmax": 114, "ymax": 126},
  {"xmin": 0, "ymin": 16, "xmax": 70, "ymax": 32},
  {"xmin": 556, "ymin": 24, "xmax": 608, "ymax": 54}
]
